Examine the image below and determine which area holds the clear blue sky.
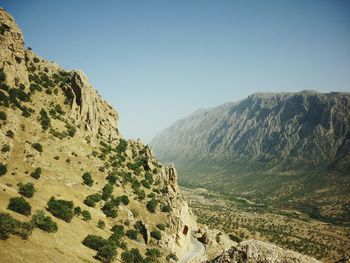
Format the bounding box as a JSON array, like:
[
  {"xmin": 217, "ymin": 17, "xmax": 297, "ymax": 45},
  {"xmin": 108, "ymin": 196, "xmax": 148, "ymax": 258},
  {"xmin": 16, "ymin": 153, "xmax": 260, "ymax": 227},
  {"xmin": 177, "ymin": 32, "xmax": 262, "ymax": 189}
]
[{"xmin": 2, "ymin": 0, "xmax": 350, "ymax": 142}]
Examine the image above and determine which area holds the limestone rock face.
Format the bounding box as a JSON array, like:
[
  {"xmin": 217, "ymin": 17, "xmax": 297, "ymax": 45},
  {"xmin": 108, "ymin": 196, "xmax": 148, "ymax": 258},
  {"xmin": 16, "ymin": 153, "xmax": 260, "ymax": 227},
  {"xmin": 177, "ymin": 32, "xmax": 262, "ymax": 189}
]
[
  {"xmin": 0, "ymin": 8, "xmax": 29, "ymax": 88},
  {"xmin": 63, "ymin": 70, "xmax": 119, "ymax": 143},
  {"xmin": 208, "ymin": 240, "xmax": 321, "ymax": 263}
]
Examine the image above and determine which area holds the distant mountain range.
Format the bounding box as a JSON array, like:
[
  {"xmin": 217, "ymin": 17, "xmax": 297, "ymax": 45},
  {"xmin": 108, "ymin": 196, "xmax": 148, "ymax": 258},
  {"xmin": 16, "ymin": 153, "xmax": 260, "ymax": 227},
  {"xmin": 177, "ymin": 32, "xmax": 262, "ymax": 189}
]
[{"xmin": 151, "ymin": 91, "xmax": 350, "ymax": 222}]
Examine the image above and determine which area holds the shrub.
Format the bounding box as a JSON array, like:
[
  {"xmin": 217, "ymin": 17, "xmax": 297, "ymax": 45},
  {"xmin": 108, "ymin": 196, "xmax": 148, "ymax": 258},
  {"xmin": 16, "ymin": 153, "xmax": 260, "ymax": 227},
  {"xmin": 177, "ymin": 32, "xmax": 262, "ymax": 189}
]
[
  {"xmin": 96, "ymin": 242, "xmax": 117, "ymax": 263},
  {"xmin": 134, "ymin": 189, "xmax": 145, "ymax": 200},
  {"xmin": 1, "ymin": 144, "xmax": 10, "ymax": 152},
  {"xmin": 98, "ymin": 220, "xmax": 105, "ymax": 229},
  {"xmin": 156, "ymin": 223, "xmax": 166, "ymax": 231},
  {"xmin": 84, "ymin": 193, "xmax": 102, "ymax": 207},
  {"xmin": 161, "ymin": 204, "xmax": 171, "ymax": 213},
  {"xmin": 150, "ymin": 229, "xmax": 162, "ymax": 240},
  {"xmin": 33, "ymin": 57, "xmax": 40, "ymax": 63},
  {"xmin": 101, "ymin": 201, "xmax": 118, "ymax": 218},
  {"xmin": 106, "ymin": 174, "xmax": 117, "ymax": 184},
  {"xmin": 47, "ymin": 197, "xmax": 74, "ymax": 222},
  {"xmin": 0, "ymin": 163, "xmax": 7, "ymax": 176},
  {"xmin": 82, "ymin": 234, "xmax": 108, "ymax": 250},
  {"xmin": 125, "ymin": 229, "xmax": 138, "ymax": 241},
  {"xmin": 81, "ymin": 210, "xmax": 91, "ymax": 221},
  {"xmin": 0, "ymin": 111, "xmax": 6, "ymax": 120},
  {"xmin": 229, "ymin": 233, "xmax": 242, "ymax": 243},
  {"xmin": 0, "ymin": 68, "xmax": 6, "ymax": 82},
  {"xmin": 0, "ymin": 212, "xmax": 33, "ymax": 240},
  {"xmin": 39, "ymin": 109, "xmax": 51, "ymax": 130},
  {"xmin": 120, "ymin": 195, "xmax": 129, "ymax": 205},
  {"xmin": 146, "ymin": 198, "xmax": 158, "ymax": 213},
  {"xmin": 6, "ymin": 130, "xmax": 14, "ymax": 138},
  {"xmin": 31, "ymin": 210, "xmax": 58, "ymax": 233},
  {"xmin": 121, "ymin": 248, "xmax": 144, "ymax": 263},
  {"xmin": 134, "ymin": 221, "xmax": 147, "ymax": 243},
  {"xmin": 74, "ymin": 206, "xmax": 82, "ymax": 216},
  {"xmin": 146, "ymin": 248, "xmax": 161, "ymax": 260},
  {"xmin": 145, "ymin": 172, "xmax": 153, "ymax": 184},
  {"xmin": 8, "ymin": 196, "xmax": 31, "ymax": 216},
  {"xmin": 116, "ymin": 138, "xmax": 128, "ymax": 153},
  {"xmin": 111, "ymin": 224, "xmax": 124, "ymax": 238},
  {"xmin": 82, "ymin": 172, "xmax": 94, "ymax": 186},
  {"xmin": 18, "ymin": 182, "xmax": 35, "ymax": 198},
  {"xmin": 65, "ymin": 123, "xmax": 76, "ymax": 137},
  {"xmin": 30, "ymin": 167, "xmax": 41, "ymax": 179},
  {"xmin": 141, "ymin": 179, "xmax": 151, "ymax": 189},
  {"xmin": 32, "ymin": 143, "xmax": 43, "ymax": 152},
  {"xmin": 102, "ymin": 183, "xmax": 113, "ymax": 201},
  {"xmin": 166, "ymin": 253, "xmax": 178, "ymax": 262}
]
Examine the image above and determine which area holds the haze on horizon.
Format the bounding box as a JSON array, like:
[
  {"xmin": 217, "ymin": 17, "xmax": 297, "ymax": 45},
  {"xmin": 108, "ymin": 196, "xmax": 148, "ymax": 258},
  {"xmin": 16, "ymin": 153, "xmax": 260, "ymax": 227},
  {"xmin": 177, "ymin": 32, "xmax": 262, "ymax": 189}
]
[{"xmin": 2, "ymin": 0, "xmax": 350, "ymax": 142}]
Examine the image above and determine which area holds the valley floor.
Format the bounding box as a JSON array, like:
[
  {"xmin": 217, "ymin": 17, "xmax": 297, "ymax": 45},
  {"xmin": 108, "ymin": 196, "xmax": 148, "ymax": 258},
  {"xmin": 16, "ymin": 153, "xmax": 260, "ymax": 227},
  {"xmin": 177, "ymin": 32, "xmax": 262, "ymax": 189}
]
[{"xmin": 181, "ymin": 187, "xmax": 350, "ymax": 263}]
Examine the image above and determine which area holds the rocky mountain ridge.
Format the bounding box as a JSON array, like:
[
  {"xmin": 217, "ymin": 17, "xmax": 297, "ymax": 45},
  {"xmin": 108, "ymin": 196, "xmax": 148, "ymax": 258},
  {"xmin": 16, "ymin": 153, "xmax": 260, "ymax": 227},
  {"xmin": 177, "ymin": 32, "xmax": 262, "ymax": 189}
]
[{"xmin": 0, "ymin": 8, "xmax": 320, "ymax": 263}]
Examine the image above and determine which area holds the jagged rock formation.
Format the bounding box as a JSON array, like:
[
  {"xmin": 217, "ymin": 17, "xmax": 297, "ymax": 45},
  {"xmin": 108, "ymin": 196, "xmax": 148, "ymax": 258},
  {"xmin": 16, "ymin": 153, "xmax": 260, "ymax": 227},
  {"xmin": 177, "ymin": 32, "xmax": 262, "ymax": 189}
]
[
  {"xmin": 208, "ymin": 240, "xmax": 321, "ymax": 263},
  {"xmin": 152, "ymin": 91, "xmax": 350, "ymax": 170},
  {"xmin": 151, "ymin": 91, "xmax": 350, "ymax": 221}
]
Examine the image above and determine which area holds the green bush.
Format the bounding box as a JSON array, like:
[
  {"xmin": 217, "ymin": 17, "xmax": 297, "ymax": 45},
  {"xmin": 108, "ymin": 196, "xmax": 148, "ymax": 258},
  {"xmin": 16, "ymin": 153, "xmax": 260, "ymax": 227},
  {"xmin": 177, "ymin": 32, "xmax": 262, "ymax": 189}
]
[
  {"xmin": 120, "ymin": 195, "xmax": 129, "ymax": 205},
  {"xmin": 82, "ymin": 234, "xmax": 108, "ymax": 250},
  {"xmin": 84, "ymin": 193, "xmax": 102, "ymax": 207},
  {"xmin": 0, "ymin": 68, "xmax": 6, "ymax": 82},
  {"xmin": 0, "ymin": 212, "xmax": 32, "ymax": 240},
  {"xmin": 111, "ymin": 224, "xmax": 124, "ymax": 238},
  {"xmin": 134, "ymin": 189, "xmax": 145, "ymax": 200},
  {"xmin": 116, "ymin": 138, "xmax": 128, "ymax": 153},
  {"xmin": 32, "ymin": 143, "xmax": 43, "ymax": 152},
  {"xmin": 101, "ymin": 201, "xmax": 118, "ymax": 218},
  {"xmin": 229, "ymin": 233, "xmax": 242, "ymax": 243},
  {"xmin": 82, "ymin": 172, "xmax": 94, "ymax": 186},
  {"xmin": 145, "ymin": 172, "xmax": 153, "ymax": 184},
  {"xmin": 150, "ymin": 229, "xmax": 162, "ymax": 240},
  {"xmin": 161, "ymin": 204, "xmax": 171, "ymax": 213},
  {"xmin": 0, "ymin": 163, "xmax": 7, "ymax": 176},
  {"xmin": 0, "ymin": 111, "xmax": 6, "ymax": 120},
  {"xmin": 125, "ymin": 229, "xmax": 138, "ymax": 241},
  {"xmin": 74, "ymin": 206, "xmax": 82, "ymax": 216},
  {"xmin": 146, "ymin": 198, "xmax": 158, "ymax": 213},
  {"xmin": 8, "ymin": 196, "xmax": 31, "ymax": 216},
  {"xmin": 81, "ymin": 210, "xmax": 91, "ymax": 221},
  {"xmin": 156, "ymin": 223, "xmax": 166, "ymax": 231},
  {"xmin": 102, "ymin": 183, "xmax": 113, "ymax": 201},
  {"xmin": 106, "ymin": 174, "xmax": 117, "ymax": 183},
  {"xmin": 141, "ymin": 179, "xmax": 151, "ymax": 189},
  {"xmin": 31, "ymin": 210, "xmax": 58, "ymax": 233},
  {"xmin": 18, "ymin": 182, "xmax": 36, "ymax": 198},
  {"xmin": 1, "ymin": 144, "xmax": 10, "ymax": 152},
  {"xmin": 146, "ymin": 248, "xmax": 161, "ymax": 260},
  {"xmin": 47, "ymin": 197, "xmax": 74, "ymax": 222},
  {"xmin": 39, "ymin": 109, "xmax": 51, "ymax": 130},
  {"xmin": 121, "ymin": 248, "xmax": 144, "ymax": 263},
  {"xmin": 98, "ymin": 220, "xmax": 105, "ymax": 229},
  {"xmin": 30, "ymin": 167, "xmax": 41, "ymax": 179},
  {"xmin": 96, "ymin": 242, "xmax": 117, "ymax": 263}
]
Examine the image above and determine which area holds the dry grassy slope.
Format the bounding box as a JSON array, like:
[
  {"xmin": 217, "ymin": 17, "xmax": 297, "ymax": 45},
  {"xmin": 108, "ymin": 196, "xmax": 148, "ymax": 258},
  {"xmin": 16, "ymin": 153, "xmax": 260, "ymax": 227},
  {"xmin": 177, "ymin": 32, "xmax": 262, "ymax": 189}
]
[{"xmin": 0, "ymin": 7, "xmax": 198, "ymax": 263}]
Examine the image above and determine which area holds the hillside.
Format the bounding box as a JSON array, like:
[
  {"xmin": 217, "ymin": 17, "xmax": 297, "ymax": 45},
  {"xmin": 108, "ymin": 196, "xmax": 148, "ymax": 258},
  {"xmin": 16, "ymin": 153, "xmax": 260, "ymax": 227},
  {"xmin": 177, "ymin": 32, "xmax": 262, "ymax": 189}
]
[
  {"xmin": 151, "ymin": 91, "xmax": 350, "ymax": 222},
  {"xmin": 0, "ymin": 8, "xmax": 325, "ymax": 263}
]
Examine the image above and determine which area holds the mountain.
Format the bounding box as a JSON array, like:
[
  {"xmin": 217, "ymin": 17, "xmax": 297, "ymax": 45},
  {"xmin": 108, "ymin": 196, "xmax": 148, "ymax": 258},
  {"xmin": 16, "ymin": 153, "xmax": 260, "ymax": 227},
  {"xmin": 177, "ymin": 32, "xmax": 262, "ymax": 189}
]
[
  {"xmin": 0, "ymin": 8, "xmax": 323, "ymax": 263},
  {"xmin": 151, "ymin": 91, "xmax": 350, "ymax": 222}
]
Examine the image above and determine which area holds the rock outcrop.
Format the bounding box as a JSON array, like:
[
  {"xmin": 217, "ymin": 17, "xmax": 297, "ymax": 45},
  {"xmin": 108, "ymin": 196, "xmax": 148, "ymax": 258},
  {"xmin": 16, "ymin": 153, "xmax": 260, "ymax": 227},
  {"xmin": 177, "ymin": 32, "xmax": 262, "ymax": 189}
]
[{"xmin": 208, "ymin": 240, "xmax": 321, "ymax": 263}]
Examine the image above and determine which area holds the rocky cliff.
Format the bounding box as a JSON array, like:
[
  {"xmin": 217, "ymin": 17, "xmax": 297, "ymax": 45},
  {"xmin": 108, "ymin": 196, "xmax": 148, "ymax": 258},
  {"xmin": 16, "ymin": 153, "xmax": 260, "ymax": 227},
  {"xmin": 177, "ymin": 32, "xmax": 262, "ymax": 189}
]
[
  {"xmin": 0, "ymin": 7, "xmax": 321, "ymax": 263},
  {"xmin": 151, "ymin": 92, "xmax": 350, "ymax": 221}
]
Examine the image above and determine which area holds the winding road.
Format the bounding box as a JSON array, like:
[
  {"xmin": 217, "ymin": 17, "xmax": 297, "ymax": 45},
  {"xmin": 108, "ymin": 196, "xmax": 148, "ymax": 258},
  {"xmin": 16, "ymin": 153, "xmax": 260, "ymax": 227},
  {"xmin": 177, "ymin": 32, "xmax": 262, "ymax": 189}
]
[{"xmin": 179, "ymin": 233, "xmax": 206, "ymax": 263}]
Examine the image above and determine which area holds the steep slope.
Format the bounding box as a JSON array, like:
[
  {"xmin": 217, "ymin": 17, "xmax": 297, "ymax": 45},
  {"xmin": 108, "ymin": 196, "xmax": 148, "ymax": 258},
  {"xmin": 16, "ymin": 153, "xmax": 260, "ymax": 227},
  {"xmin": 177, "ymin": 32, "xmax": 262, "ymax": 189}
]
[{"xmin": 151, "ymin": 92, "xmax": 350, "ymax": 221}]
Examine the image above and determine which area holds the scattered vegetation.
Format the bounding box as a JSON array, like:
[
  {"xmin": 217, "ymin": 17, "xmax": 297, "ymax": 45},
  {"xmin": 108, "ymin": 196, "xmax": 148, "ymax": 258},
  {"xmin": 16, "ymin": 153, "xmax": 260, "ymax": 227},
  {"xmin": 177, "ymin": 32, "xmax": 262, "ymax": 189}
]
[
  {"xmin": 30, "ymin": 167, "xmax": 41, "ymax": 179},
  {"xmin": 31, "ymin": 210, "xmax": 58, "ymax": 233},
  {"xmin": 8, "ymin": 196, "xmax": 32, "ymax": 216},
  {"xmin": 82, "ymin": 172, "xmax": 94, "ymax": 186},
  {"xmin": 47, "ymin": 197, "xmax": 74, "ymax": 222},
  {"xmin": 18, "ymin": 182, "xmax": 36, "ymax": 198}
]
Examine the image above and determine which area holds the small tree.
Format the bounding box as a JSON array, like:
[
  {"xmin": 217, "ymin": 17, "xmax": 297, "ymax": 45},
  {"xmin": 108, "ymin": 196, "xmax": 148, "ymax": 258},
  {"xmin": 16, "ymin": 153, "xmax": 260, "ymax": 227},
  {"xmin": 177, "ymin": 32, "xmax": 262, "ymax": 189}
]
[
  {"xmin": 31, "ymin": 210, "xmax": 58, "ymax": 233},
  {"xmin": 47, "ymin": 197, "xmax": 74, "ymax": 222},
  {"xmin": 30, "ymin": 167, "xmax": 41, "ymax": 179},
  {"xmin": 121, "ymin": 248, "xmax": 144, "ymax": 263},
  {"xmin": 120, "ymin": 195, "xmax": 129, "ymax": 205},
  {"xmin": 8, "ymin": 197, "xmax": 31, "ymax": 216},
  {"xmin": 0, "ymin": 163, "xmax": 7, "ymax": 176},
  {"xmin": 150, "ymin": 229, "xmax": 162, "ymax": 240},
  {"xmin": 125, "ymin": 229, "xmax": 138, "ymax": 241},
  {"xmin": 96, "ymin": 242, "xmax": 117, "ymax": 263},
  {"xmin": 18, "ymin": 182, "xmax": 35, "ymax": 198},
  {"xmin": 146, "ymin": 248, "xmax": 161, "ymax": 260},
  {"xmin": 82, "ymin": 234, "xmax": 108, "ymax": 250},
  {"xmin": 74, "ymin": 206, "xmax": 82, "ymax": 216},
  {"xmin": 111, "ymin": 224, "xmax": 124, "ymax": 238},
  {"xmin": 146, "ymin": 198, "xmax": 158, "ymax": 213},
  {"xmin": 81, "ymin": 210, "xmax": 91, "ymax": 221},
  {"xmin": 82, "ymin": 172, "xmax": 94, "ymax": 186},
  {"xmin": 32, "ymin": 143, "xmax": 43, "ymax": 152}
]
